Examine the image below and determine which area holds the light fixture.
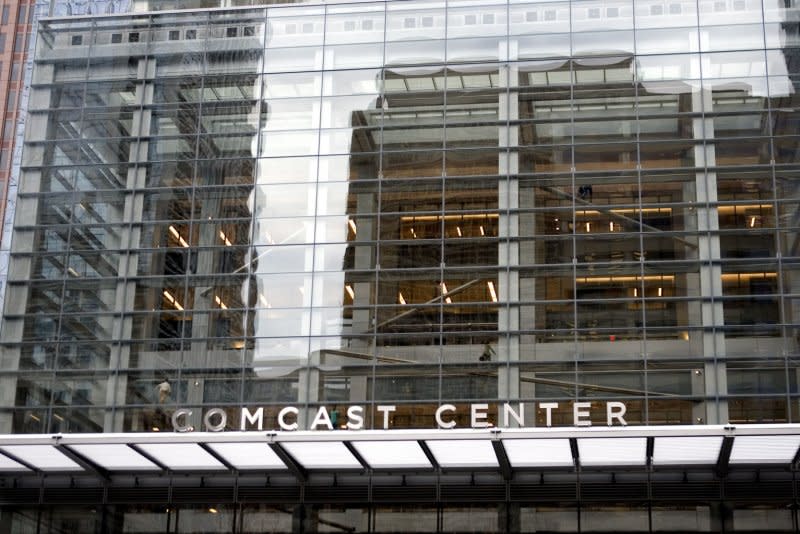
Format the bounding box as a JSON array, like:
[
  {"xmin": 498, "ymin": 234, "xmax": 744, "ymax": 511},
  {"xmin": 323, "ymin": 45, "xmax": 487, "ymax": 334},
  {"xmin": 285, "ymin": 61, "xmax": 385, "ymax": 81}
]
[
  {"xmin": 345, "ymin": 284, "xmax": 355, "ymax": 299},
  {"xmin": 208, "ymin": 508, "xmax": 219, "ymax": 514},
  {"xmin": 169, "ymin": 225, "xmax": 189, "ymax": 248},
  {"xmin": 585, "ymin": 222, "xmax": 591, "ymax": 232},
  {"xmin": 348, "ymin": 218, "xmax": 357, "ymax": 235},
  {"xmin": 400, "ymin": 213, "xmax": 498, "ymax": 222},
  {"xmin": 720, "ymin": 272, "xmax": 776, "ymax": 282},
  {"xmin": 488, "ymin": 281, "xmax": 497, "ymax": 302},
  {"xmin": 609, "ymin": 221, "xmax": 614, "ymax": 231},
  {"xmin": 214, "ymin": 295, "xmax": 228, "ymax": 310},
  {"xmin": 398, "ymin": 292, "xmax": 406, "ymax": 305},
  {"xmin": 456, "ymin": 226, "xmax": 462, "ymax": 237},
  {"xmin": 219, "ymin": 230, "xmax": 232, "ymax": 246},
  {"xmin": 749, "ymin": 215, "xmax": 757, "ymax": 228},
  {"xmin": 163, "ymin": 290, "xmax": 184, "ymax": 311},
  {"xmin": 479, "ymin": 225, "xmax": 485, "ymax": 236},
  {"xmin": 633, "ymin": 287, "xmax": 638, "ymax": 297},
  {"xmin": 440, "ymin": 282, "xmax": 452, "ymax": 304},
  {"xmin": 67, "ymin": 267, "xmax": 79, "ymax": 277},
  {"xmin": 576, "ymin": 275, "xmax": 675, "ymax": 284},
  {"xmin": 657, "ymin": 287, "xmax": 663, "ymax": 297}
]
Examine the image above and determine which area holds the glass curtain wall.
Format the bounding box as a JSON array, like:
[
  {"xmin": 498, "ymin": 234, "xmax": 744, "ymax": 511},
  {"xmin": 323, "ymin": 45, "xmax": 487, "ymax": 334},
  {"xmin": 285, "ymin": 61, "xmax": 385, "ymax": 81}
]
[{"xmin": 0, "ymin": 0, "xmax": 799, "ymax": 433}]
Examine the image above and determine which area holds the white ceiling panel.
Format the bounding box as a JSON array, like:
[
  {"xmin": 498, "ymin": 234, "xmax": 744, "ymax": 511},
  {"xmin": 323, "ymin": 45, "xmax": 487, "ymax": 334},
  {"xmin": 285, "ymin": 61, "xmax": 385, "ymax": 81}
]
[
  {"xmin": 351, "ymin": 440, "xmax": 432, "ymax": 469},
  {"xmin": 0, "ymin": 445, "xmax": 83, "ymax": 472}
]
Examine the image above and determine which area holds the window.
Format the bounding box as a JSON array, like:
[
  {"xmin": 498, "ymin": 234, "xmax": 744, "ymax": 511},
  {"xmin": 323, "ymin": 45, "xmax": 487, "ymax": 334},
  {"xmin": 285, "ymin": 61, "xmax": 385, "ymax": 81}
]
[
  {"xmin": 465, "ymin": 14, "xmax": 476, "ymax": 24},
  {"xmin": 714, "ymin": 1, "xmax": 726, "ymax": 11},
  {"xmin": 111, "ymin": 33, "xmax": 122, "ymax": 43},
  {"xmin": 301, "ymin": 22, "xmax": 313, "ymax": 33},
  {"xmin": 588, "ymin": 7, "xmax": 601, "ymax": 18},
  {"xmin": 0, "ymin": 33, "xmax": 6, "ymax": 53},
  {"xmin": 668, "ymin": 3, "xmax": 681, "ymax": 14},
  {"xmin": 344, "ymin": 20, "xmax": 355, "ymax": 32},
  {"xmin": 544, "ymin": 10, "xmax": 556, "ymax": 21},
  {"xmin": 16, "ymin": 5, "xmax": 24, "ymax": 24},
  {"xmin": 128, "ymin": 32, "xmax": 139, "ymax": 42},
  {"xmin": 651, "ymin": 5, "xmax": 664, "ymax": 15},
  {"xmin": 71, "ymin": 35, "xmax": 82, "ymax": 46},
  {"xmin": 0, "ymin": 149, "xmax": 9, "ymax": 168},
  {"xmin": 6, "ymin": 91, "xmax": 14, "ymax": 109},
  {"xmin": 10, "ymin": 62, "xmax": 18, "ymax": 81},
  {"xmin": 1, "ymin": 6, "xmax": 9, "ymax": 25},
  {"xmin": 526, "ymin": 11, "xmax": 538, "ymax": 22},
  {"xmin": 285, "ymin": 24, "xmax": 296, "ymax": 34},
  {"xmin": 362, "ymin": 19, "xmax": 373, "ymax": 30},
  {"xmin": 243, "ymin": 26, "xmax": 255, "ymax": 36},
  {"xmin": 733, "ymin": 0, "xmax": 745, "ymax": 9},
  {"xmin": 3, "ymin": 119, "xmax": 13, "ymax": 140},
  {"xmin": 607, "ymin": 7, "xmax": 619, "ymax": 17},
  {"xmin": 226, "ymin": 27, "xmax": 237, "ymax": 37},
  {"xmin": 404, "ymin": 17, "xmax": 416, "ymax": 28},
  {"xmin": 12, "ymin": 31, "xmax": 23, "ymax": 52},
  {"xmin": 168, "ymin": 30, "xmax": 179, "ymax": 40},
  {"xmin": 422, "ymin": 16, "xmax": 434, "ymax": 27},
  {"xmin": 185, "ymin": 29, "xmax": 196, "ymax": 39},
  {"xmin": 482, "ymin": 13, "xmax": 494, "ymax": 24}
]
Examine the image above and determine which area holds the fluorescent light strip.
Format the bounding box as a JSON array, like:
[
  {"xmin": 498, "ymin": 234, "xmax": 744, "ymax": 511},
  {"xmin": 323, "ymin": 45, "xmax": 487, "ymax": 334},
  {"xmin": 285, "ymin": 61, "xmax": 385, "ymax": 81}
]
[
  {"xmin": 401, "ymin": 213, "xmax": 499, "ymax": 222},
  {"xmin": 487, "ymin": 281, "xmax": 497, "ymax": 302},
  {"xmin": 168, "ymin": 225, "xmax": 189, "ymax": 248},
  {"xmin": 576, "ymin": 275, "xmax": 675, "ymax": 284},
  {"xmin": 163, "ymin": 290, "xmax": 184, "ymax": 311}
]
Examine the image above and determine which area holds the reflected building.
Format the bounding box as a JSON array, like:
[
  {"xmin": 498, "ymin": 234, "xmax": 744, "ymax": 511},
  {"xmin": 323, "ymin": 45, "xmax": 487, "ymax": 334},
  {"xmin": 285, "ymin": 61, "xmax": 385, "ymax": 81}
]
[
  {"xmin": 2, "ymin": 0, "xmax": 800, "ymax": 432},
  {"xmin": 0, "ymin": 0, "xmax": 800, "ymax": 531}
]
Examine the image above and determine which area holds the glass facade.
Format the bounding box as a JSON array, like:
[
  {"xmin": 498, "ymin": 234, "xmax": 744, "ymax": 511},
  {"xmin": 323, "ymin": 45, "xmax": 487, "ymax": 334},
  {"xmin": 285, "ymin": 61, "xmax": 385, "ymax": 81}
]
[{"xmin": 1, "ymin": 0, "xmax": 799, "ymax": 437}]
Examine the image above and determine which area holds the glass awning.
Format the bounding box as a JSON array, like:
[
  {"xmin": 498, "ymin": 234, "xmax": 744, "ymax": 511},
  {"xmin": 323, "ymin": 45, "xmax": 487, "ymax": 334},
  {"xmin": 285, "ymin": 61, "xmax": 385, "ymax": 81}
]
[{"xmin": 0, "ymin": 425, "xmax": 796, "ymax": 476}]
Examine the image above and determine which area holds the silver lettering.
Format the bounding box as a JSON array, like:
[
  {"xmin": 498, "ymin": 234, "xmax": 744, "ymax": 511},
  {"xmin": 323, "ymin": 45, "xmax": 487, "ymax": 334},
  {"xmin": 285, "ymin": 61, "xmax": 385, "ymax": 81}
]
[{"xmin": 435, "ymin": 404, "xmax": 457, "ymax": 429}]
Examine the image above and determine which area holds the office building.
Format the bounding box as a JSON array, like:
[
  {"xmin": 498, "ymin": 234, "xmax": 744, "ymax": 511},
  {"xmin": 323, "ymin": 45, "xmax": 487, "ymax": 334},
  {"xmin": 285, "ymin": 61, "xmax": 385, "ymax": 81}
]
[{"xmin": 0, "ymin": 0, "xmax": 798, "ymax": 531}]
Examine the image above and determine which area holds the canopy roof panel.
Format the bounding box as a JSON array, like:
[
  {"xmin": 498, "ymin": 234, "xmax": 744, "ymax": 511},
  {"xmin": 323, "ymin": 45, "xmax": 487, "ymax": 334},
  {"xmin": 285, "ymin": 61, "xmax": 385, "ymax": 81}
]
[{"xmin": 0, "ymin": 425, "xmax": 796, "ymax": 476}]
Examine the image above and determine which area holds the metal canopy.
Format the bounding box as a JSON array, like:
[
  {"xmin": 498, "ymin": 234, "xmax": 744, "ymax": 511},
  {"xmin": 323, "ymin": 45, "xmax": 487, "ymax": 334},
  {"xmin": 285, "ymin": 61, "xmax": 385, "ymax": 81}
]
[{"xmin": 0, "ymin": 425, "xmax": 797, "ymax": 476}]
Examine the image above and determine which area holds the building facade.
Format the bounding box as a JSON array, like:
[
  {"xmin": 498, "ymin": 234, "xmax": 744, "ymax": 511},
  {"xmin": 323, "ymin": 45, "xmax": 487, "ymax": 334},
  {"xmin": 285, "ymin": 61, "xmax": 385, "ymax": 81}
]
[{"xmin": 0, "ymin": 0, "xmax": 799, "ymax": 531}]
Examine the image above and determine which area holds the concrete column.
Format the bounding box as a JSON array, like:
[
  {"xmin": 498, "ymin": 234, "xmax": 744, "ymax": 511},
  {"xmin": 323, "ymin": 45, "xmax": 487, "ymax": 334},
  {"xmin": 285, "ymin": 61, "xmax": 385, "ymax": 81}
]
[
  {"xmin": 497, "ymin": 43, "xmax": 523, "ymax": 420},
  {"xmin": 691, "ymin": 87, "xmax": 728, "ymax": 424},
  {"xmin": 107, "ymin": 58, "xmax": 153, "ymax": 431}
]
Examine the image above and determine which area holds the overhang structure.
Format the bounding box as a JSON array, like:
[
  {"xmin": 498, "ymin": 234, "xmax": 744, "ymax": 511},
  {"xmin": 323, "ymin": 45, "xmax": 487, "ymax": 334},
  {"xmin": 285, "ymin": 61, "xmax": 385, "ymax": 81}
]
[{"xmin": 0, "ymin": 425, "xmax": 798, "ymax": 507}]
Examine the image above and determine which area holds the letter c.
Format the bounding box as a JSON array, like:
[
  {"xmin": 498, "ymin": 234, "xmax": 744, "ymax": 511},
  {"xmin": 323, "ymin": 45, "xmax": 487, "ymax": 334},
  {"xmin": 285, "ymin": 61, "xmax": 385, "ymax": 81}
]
[
  {"xmin": 171, "ymin": 408, "xmax": 194, "ymax": 432},
  {"xmin": 278, "ymin": 406, "xmax": 299, "ymax": 431},
  {"xmin": 435, "ymin": 404, "xmax": 457, "ymax": 429}
]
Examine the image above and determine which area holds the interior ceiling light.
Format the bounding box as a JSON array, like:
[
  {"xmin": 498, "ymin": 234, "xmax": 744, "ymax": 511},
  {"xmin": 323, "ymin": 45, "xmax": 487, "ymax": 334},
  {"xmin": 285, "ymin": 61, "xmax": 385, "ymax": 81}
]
[
  {"xmin": 487, "ymin": 281, "xmax": 497, "ymax": 302},
  {"xmin": 169, "ymin": 225, "xmax": 189, "ymax": 248},
  {"xmin": 163, "ymin": 290, "xmax": 184, "ymax": 311}
]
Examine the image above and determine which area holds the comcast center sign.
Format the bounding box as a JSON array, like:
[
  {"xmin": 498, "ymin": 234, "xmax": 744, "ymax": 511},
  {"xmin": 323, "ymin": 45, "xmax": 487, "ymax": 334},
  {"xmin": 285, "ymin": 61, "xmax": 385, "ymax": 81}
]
[{"xmin": 170, "ymin": 402, "xmax": 630, "ymax": 432}]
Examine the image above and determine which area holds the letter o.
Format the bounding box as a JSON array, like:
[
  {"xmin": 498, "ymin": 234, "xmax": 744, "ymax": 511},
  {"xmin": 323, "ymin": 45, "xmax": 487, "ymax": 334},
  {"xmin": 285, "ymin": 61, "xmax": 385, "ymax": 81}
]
[{"xmin": 204, "ymin": 408, "xmax": 227, "ymax": 432}]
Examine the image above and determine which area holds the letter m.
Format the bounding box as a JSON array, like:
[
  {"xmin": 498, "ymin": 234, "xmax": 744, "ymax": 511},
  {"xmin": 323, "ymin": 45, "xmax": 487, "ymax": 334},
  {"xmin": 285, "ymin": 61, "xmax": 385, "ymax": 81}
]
[{"xmin": 240, "ymin": 407, "xmax": 264, "ymax": 431}]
